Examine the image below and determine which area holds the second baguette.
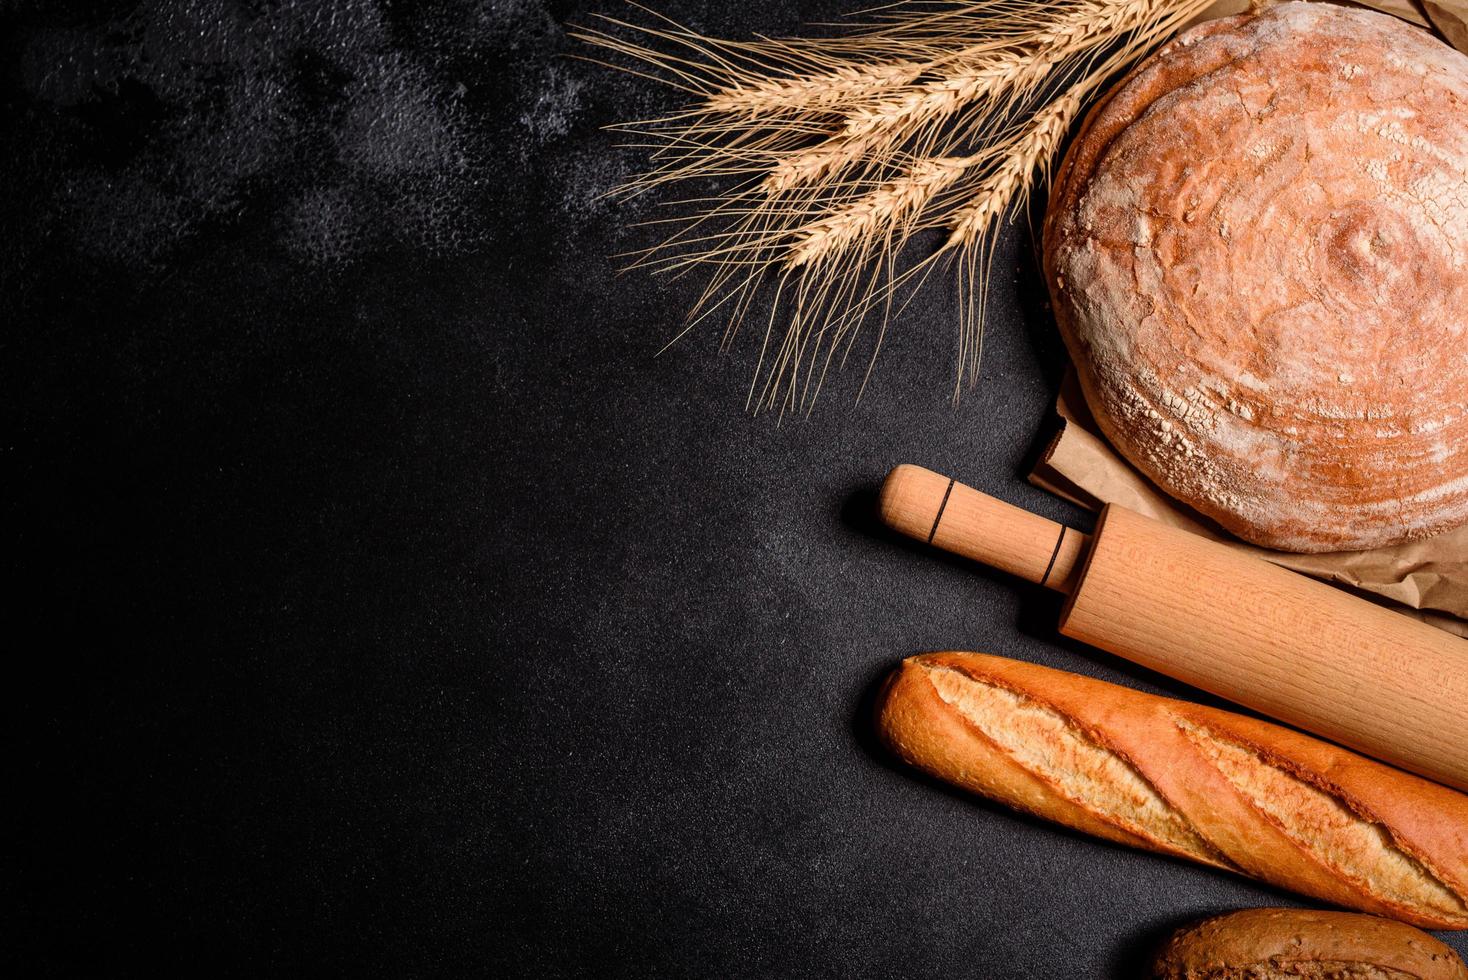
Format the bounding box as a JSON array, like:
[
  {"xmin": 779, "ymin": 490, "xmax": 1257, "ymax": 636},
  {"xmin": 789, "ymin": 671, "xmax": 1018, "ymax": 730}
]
[{"xmin": 876, "ymin": 653, "xmax": 1468, "ymax": 929}]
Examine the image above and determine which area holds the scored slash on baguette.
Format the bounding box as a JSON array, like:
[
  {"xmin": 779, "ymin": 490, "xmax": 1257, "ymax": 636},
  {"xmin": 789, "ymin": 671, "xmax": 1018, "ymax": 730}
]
[{"xmin": 875, "ymin": 653, "xmax": 1468, "ymax": 929}]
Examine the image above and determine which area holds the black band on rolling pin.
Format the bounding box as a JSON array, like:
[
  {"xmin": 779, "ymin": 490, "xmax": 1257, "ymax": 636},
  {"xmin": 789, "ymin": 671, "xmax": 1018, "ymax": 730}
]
[
  {"xmin": 927, "ymin": 478, "xmax": 955, "ymax": 544},
  {"xmin": 1040, "ymin": 526, "xmax": 1067, "ymax": 588}
]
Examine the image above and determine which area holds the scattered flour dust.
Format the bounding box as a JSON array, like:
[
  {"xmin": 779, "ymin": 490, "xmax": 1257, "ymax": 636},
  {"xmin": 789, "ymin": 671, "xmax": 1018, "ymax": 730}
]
[{"xmin": 20, "ymin": 0, "xmax": 588, "ymax": 267}]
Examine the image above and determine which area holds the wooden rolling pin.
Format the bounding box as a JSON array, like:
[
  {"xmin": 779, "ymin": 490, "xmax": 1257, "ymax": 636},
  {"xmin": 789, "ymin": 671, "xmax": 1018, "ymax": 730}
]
[{"xmin": 879, "ymin": 464, "xmax": 1468, "ymax": 791}]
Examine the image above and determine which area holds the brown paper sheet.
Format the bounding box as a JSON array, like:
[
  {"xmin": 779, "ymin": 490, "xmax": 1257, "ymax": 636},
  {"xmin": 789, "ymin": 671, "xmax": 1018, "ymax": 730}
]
[
  {"xmin": 1351, "ymin": 0, "xmax": 1433, "ymax": 28},
  {"xmin": 1423, "ymin": 0, "xmax": 1468, "ymax": 49},
  {"xmin": 1031, "ymin": 374, "xmax": 1468, "ymax": 638}
]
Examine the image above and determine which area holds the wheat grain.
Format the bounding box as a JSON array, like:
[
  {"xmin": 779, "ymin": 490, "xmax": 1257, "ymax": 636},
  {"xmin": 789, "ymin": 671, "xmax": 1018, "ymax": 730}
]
[
  {"xmin": 704, "ymin": 62, "xmax": 924, "ymax": 116},
  {"xmin": 762, "ymin": 133, "xmax": 880, "ymax": 193},
  {"xmin": 786, "ymin": 156, "xmax": 971, "ymax": 269},
  {"xmin": 1040, "ymin": 0, "xmax": 1177, "ymax": 47},
  {"xmin": 842, "ymin": 48, "xmax": 1048, "ymax": 138}
]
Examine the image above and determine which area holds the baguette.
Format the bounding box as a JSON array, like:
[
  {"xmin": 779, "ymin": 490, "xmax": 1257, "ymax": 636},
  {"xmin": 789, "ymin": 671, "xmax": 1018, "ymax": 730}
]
[
  {"xmin": 1151, "ymin": 908, "xmax": 1468, "ymax": 979},
  {"xmin": 875, "ymin": 653, "xmax": 1468, "ymax": 929}
]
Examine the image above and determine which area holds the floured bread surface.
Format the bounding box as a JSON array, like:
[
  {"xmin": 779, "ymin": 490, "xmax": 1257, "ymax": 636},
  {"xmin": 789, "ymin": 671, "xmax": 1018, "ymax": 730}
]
[{"xmin": 1043, "ymin": 2, "xmax": 1468, "ymax": 552}]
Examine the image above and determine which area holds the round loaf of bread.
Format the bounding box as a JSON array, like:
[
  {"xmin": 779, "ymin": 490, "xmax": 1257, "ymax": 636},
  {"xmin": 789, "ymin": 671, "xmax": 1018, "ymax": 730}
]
[
  {"xmin": 1043, "ymin": 2, "xmax": 1468, "ymax": 552},
  {"xmin": 1151, "ymin": 908, "xmax": 1468, "ymax": 979}
]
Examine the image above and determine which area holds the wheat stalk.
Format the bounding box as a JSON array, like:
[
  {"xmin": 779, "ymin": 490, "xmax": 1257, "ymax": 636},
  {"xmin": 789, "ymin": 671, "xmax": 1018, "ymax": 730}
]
[
  {"xmin": 756, "ymin": 47, "xmax": 1046, "ymax": 195},
  {"xmin": 763, "ymin": 133, "xmax": 879, "ymax": 193}
]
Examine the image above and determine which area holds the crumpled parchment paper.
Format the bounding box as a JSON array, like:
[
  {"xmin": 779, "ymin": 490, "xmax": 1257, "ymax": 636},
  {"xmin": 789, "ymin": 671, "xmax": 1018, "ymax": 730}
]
[{"xmin": 1031, "ymin": 374, "xmax": 1468, "ymax": 638}]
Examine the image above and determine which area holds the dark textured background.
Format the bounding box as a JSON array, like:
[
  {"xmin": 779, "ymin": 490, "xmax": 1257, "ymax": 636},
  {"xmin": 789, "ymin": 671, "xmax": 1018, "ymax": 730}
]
[{"xmin": 11, "ymin": 1, "xmax": 1465, "ymax": 975}]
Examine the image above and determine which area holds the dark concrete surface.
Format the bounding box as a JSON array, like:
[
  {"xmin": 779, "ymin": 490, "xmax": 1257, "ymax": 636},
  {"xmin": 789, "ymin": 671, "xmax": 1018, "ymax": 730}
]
[{"xmin": 11, "ymin": 1, "xmax": 1464, "ymax": 975}]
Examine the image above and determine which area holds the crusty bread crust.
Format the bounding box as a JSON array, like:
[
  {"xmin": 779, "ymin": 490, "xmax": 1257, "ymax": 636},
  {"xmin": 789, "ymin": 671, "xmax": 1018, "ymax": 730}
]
[
  {"xmin": 1043, "ymin": 2, "xmax": 1468, "ymax": 552},
  {"xmin": 876, "ymin": 653, "xmax": 1468, "ymax": 929},
  {"xmin": 1151, "ymin": 908, "xmax": 1468, "ymax": 979}
]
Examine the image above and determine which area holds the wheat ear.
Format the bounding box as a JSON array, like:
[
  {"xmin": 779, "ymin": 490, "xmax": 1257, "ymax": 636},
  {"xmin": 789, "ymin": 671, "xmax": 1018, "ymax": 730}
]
[
  {"xmin": 941, "ymin": 92, "xmax": 1081, "ymax": 398},
  {"xmin": 704, "ymin": 63, "xmax": 925, "ymax": 116},
  {"xmin": 945, "ymin": 93, "xmax": 1082, "ymax": 250},
  {"xmin": 840, "ymin": 48, "xmax": 1050, "ymax": 139},
  {"xmin": 786, "ymin": 156, "xmax": 973, "ymax": 269}
]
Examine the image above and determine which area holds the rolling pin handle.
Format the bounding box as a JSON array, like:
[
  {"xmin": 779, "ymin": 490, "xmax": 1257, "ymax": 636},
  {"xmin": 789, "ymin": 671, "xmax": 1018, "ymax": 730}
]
[{"xmin": 879, "ymin": 464, "xmax": 1088, "ymax": 593}]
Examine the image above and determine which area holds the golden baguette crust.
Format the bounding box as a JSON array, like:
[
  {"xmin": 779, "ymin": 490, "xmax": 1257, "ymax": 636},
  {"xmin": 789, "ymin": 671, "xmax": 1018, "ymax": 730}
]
[
  {"xmin": 876, "ymin": 653, "xmax": 1468, "ymax": 929},
  {"xmin": 1151, "ymin": 908, "xmax": 1468, "ymax": 979}
]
